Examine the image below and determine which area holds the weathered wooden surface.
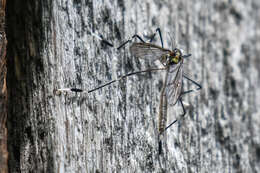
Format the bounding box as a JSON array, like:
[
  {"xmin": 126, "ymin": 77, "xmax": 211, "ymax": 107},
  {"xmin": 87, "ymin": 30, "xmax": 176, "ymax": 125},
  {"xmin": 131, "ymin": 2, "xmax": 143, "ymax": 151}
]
[
  {"xmin": 6, "ymin": 0, "xmax": 260, "ymax": 172},
  {"xmin": 0, "ymin": 0, "xmax": 8, "ymax": 172}
]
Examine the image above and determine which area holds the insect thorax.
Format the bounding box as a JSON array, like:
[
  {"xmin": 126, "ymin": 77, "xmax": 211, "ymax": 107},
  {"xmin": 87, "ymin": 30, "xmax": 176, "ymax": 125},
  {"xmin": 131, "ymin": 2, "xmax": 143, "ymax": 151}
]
[
  {"xmin": 161, "ymin": 49, "xmax": 183, "ymax": 66},
  {"xmin": 169, "ymin": 49, "xmax": 182, "ymax": 65}
]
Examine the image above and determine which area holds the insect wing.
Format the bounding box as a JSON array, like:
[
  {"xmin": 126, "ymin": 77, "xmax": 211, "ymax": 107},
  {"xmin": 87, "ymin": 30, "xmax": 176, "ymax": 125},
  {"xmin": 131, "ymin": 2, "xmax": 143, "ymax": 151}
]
[
  {"xmin": 130, "ymin": 43, "xmax": 171, "ymax": 62},
  {"xmin": 165, "ymin": 62, "xmax": 183, "ymax": 106},
  {"xmin": 158, "ymin": 68, "xmax": 169, "ymax": 135}
]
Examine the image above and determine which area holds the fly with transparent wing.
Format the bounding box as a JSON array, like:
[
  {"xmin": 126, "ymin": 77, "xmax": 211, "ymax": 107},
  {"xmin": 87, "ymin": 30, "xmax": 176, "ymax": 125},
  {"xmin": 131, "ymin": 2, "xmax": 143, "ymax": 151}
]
[
  {"xmin": 130, "ymin": 40, "xmax": 201, "ymax": 154},
  {"xmin": 55, "ymin": 28, "xmax": 201, "ymax": 155}
]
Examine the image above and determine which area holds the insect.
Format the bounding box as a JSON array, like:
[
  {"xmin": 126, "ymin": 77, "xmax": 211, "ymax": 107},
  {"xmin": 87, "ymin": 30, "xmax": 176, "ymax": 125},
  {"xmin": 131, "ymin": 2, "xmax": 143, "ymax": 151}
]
[{"xmin": 56, "ymin": 28, "xmax": 201, "ymax": 154}]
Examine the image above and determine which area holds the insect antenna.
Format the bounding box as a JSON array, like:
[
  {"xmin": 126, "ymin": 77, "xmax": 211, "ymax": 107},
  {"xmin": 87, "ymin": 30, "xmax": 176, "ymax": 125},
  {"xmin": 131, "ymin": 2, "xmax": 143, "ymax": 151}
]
[{"xmin": 168, "ymin": 31, "xmax": 177, "ymax": 50}]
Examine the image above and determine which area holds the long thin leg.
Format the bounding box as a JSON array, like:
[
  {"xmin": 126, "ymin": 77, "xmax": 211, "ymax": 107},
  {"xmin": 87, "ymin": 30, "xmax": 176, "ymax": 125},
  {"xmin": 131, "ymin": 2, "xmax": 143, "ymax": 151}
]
[
  {"xmin": 91, "ymin": 32, "xmax": 114, "ymax": 47},
  {"xmin": 101, "ymin": 39, "xmax": 114, "ymax": 47},
  {"xmin": 56, "ymin": 68, "xmax": 166, "ymax": 94},
  {"xmin": 88, "ymin": 67, "xmax": 165, "ymax": 93},
  {"xmin": 102, "ymin": 28, "xmax": 163, "ymax": 49},
  {"xmin": 162, "ymin": 76, "xmax": 201, "ymax": 131},
  {"xmin": 117, "ymin": 34, "xmax": 145, "ymax": 50},
  {"xmin": 181, "ymin": 75, "xmax": 202, "ymax": 94},
  {"xmin": 156, "ymin": 28, "xmax": 164, "ymax": 48},
  {"xmin": 164, "ymin": 98, "xmax": 186, "ymax": 131},
  {"xmin": 149, "ymin": 28, "xmax": 164, "ymax": 48}
]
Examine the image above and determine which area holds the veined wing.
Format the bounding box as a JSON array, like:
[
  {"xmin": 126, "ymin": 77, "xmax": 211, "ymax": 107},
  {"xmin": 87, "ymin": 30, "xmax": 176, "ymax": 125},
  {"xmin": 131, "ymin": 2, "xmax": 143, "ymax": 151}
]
[
  {"xmin": 130, "ymin": 43, "xmax": 171, "ymax": 62},
  {"xmin": 158, "ymin": 68, "xmax": 169, "ymax": 135},
  {"xmin": 165, "ymin": 61, "xmax": 183, "ymax": 106}
]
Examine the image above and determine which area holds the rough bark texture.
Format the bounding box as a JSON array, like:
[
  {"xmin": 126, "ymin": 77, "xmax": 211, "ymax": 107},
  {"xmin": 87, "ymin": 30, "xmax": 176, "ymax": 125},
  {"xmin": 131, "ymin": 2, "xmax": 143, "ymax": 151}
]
[
  {"xmin": 6, "ymin": 0, "xmax": 260, "ymax": 172},
  {"xmin": 0, "ymin": 0, "xmax": 8, "ymax": 172}
]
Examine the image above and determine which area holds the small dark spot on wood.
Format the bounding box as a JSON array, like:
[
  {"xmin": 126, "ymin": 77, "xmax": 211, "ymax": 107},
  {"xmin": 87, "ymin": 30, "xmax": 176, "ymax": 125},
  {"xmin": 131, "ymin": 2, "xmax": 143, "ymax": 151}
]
[
  {"xmin": 209, "ymin": 87, "xmax": 219, "ymax": 100},
  {"xmin": 233, "ymin": 153, "xmax": 241, "ymax": 169},
  {"xmin": 215, "ymin": 122, "xmax": 228, "ymax": 145},
  {"xmin": 151, "ymin": 17, "xmax": 157, "ymax": 26},
  {"xmin": 256, "ymin": 146, "xmax": 260, "ymax": 160},
  {"xmin": 129, "ymin": 95, "xmax": 133, "ymax": 102},
  {"xmin": 39, "ymin": 130, "xmax": 45, "ymax": 140},
  {"xmin": 230, "ymin": 7, "xmax": 242, "ymax": 25},
  {"xmin": 201, "ymin": 127, "xmax": 208, "ymax": 136},
  {"xmin": 76, "ymin": 73, "xmax": 82, "ymax": 85},
  {"xmin": 25, "ymin": 126, "xmax": 34, "ymax": 145},
  {"xmin": 87, "ymin": 104, "xmax": 93, "ymax": 112},
  {"xmin": 35, "ymin": 57, "xmax": 44, "ymax": 72},
  {"xmin": 105, "ymin": 63, "xmax": 112, "ymax": 80},
  {"xmin": 74, "ymin": 47, "xmax": 81, "ymax": 56},
  {"xmin": 178, "ymin": 2, "xmax": 184, "ymax": 11},
  {"xmin": 117, "ymin": 0, "xmax": 125, "ymax": 10},
  {"xmin": 174, "ymin": 141, "xmax": 180, "ymax": 148},
  {"xmin": 145, "ymin": 151, "xmax": 154, "ymax": 170},
  {"xmin": 114, "ymin": 24, "xmax": 121, "ymax": 40},
  {"xmin": 13, "ymin": 142, "xmax": 20, "ymax": 163},
  {"xmin": 157, "ymin": 80, "xmax": 163, "ymax": 91},
  {"xmin": 73, "ymin": 0, "xmax": 82, "ymax": 14},
  {"xmin": 125, "ymin": 59, "xmax": 134, "ymax": 72},
  {"xmin": 101, "ymin": 7, "xmax": 110, "ymax": 23},
  {"xmin": 73, "ymin": 0, "xmax": 81, "ymax": 5},
  {"xmin": 228, "ymin": 143, "xmax": 237, "ymax": 154},
  {"xmin": 104, "ymin": 137, "xmax": 113, "ymax": 152},
  {"xmin": 214, "ymin": 2, "xmax": 229, "ymax": 11},
  {"xmin": 93, "ymin": 104, "xmax": 97, "ymax": 114},
  {"xmin": 153, "ymin": 1, "xmax": 162, "ymax": 9},
  {"xmin": 223, "ymin": 48, "xmax": 230, "ymax": 59},
  {"xmin": 229, "ymin": 76, "xmax": 239, "ymax": 98}
]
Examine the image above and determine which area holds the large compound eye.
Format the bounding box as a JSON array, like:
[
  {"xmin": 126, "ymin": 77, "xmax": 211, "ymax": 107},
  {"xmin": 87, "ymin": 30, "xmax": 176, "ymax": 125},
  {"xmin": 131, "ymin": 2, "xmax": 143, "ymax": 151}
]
[{"xmin": 170, "ymin": 49, "xmax": 181, "ymax": 64}]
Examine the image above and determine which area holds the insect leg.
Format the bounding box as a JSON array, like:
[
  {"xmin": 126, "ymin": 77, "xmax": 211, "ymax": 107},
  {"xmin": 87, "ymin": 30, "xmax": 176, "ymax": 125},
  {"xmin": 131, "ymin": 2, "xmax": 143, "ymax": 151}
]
[
  {"xmin": 54, "ymin": 88, "xmax": 84, "ymax": 95},
  {"xmin": 88, "ymin": 80, "xmax": 117, "ymax": 93},
  {"xmin": 88, "ymin": 67, "xmax": 165, "ymax": 93},
  {"xmin": 117, "ymin": 34, "xmax": 145, "ymax": 50},
  {"xmin": 56, "ymin": 68, "xmax": 166, "ymax": 94},
  {"xmin": 164, "ymin": 98, "xmax": 186, "ymax": 131},
  {"xmin": 101, "ymin": 39, "xmax": 114, "ymax": 47},
  {"xmin": 91, "ymin": 32, "xmax": 114, "ymax": 47},
  {"xmin": 149, "ymin": 28, "xmax": 164, "ymax": 48},
  {"xmin": 181, "ymin": 75, "xmax": 202, "ymax": 95},
  {"xmin": 162, "ymin": 76, "xmax": 201, "ymax": 130},
  {"xmin": 156, "ymin": 28, "xmax": 164, "ymax": 48},
  {"xmin": 162, "ymin": 76, "xmax": 201, "ymax": 129}
]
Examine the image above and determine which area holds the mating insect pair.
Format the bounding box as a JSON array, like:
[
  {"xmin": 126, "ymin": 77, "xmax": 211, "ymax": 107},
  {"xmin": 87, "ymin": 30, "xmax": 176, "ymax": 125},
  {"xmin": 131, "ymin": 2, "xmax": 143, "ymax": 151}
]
[{"xmin": 56, "ymin": 28, "xmax": 201, "ymax": 154}]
